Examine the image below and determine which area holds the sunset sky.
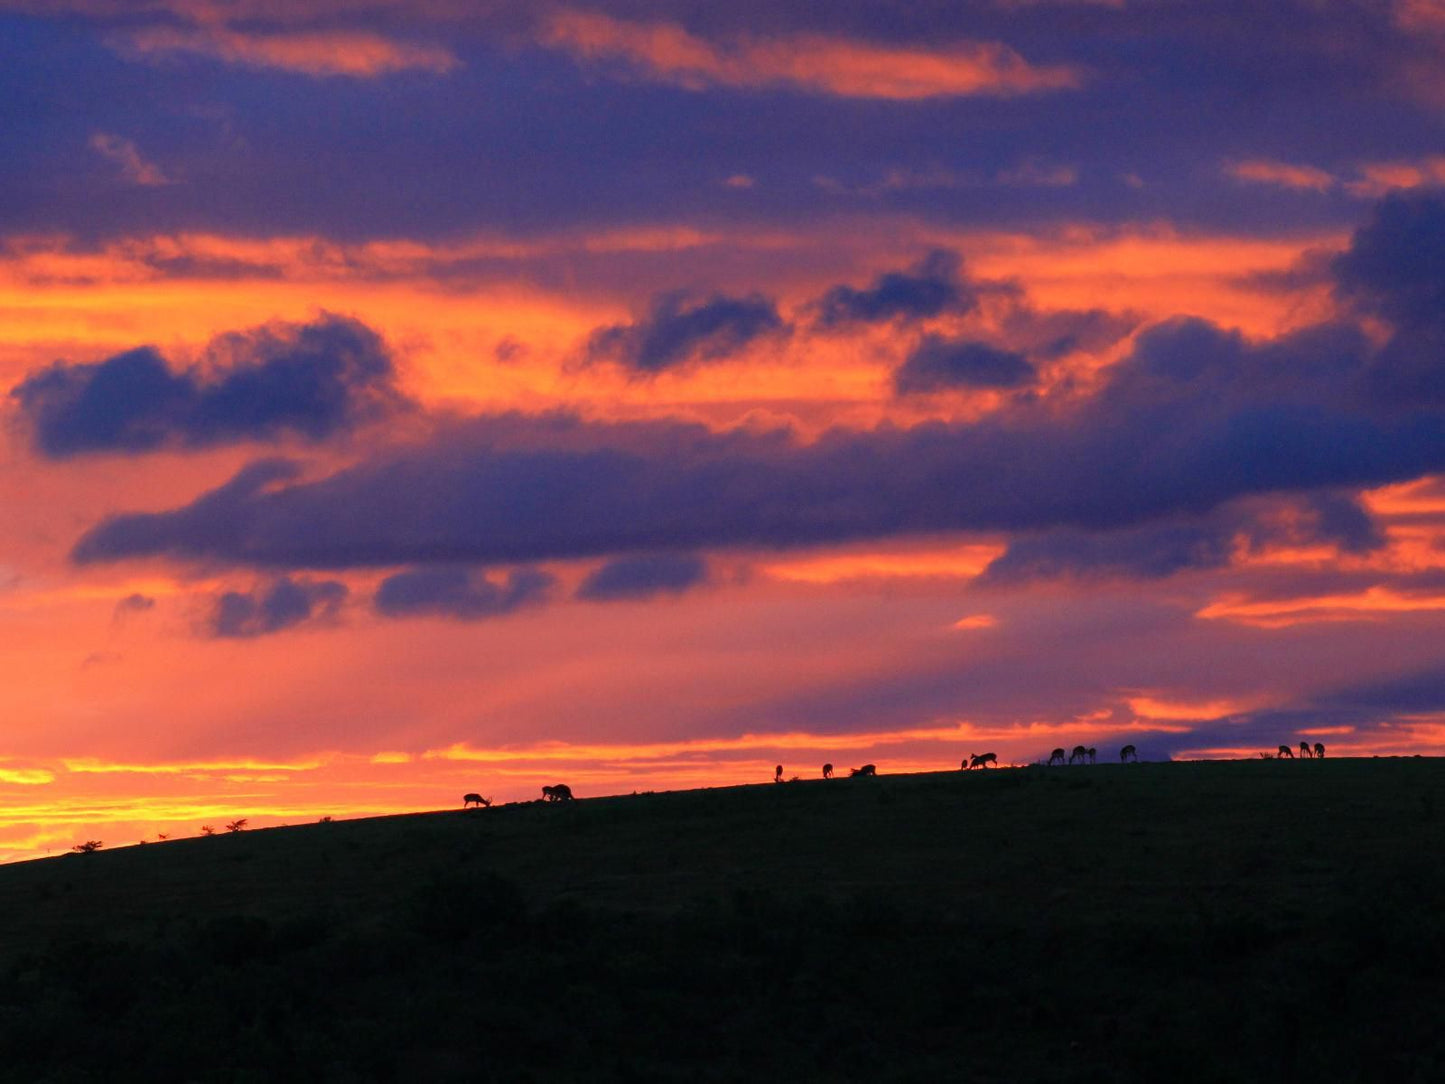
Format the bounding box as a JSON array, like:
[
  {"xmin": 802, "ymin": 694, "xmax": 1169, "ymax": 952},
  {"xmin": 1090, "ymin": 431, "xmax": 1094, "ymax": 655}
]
[{"xmin": 5, "ymin": 0, "xmax": 1445, "ymax": 860}]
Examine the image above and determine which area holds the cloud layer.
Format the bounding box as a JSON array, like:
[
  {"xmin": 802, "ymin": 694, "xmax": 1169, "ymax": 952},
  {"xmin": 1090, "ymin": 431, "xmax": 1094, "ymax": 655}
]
[{"xmin": 67, "ymin": 197, "xmax": 1445, "ymax": 573}]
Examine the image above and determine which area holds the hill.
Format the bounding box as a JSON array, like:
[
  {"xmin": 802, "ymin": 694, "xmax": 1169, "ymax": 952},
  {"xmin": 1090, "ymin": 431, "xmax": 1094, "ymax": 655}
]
[{"xmin": 0, "ymin": 759, "xmax": 1441, "ymax": 1081}]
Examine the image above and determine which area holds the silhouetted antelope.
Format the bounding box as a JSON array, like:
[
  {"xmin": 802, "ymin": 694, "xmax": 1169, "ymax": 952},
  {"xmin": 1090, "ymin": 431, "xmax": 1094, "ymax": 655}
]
[
  {"xmin": 1120, "ymin": 745, "xmax": 1138, "ymax": 762},
  {"xmin": 1277, "ymin": 745, "xmax": 1294, "ymax": 758},
  {"xmin": 463, "ymin": 793, "xmax": 491, "ymax": 808},
  {"xmin": 774, "ymin": 764, "xmax": 784, "ymax": 783},
  {"xmin": 1300, "ymin": 741, "xmax": 1313, "ymax": 758},
  {"xmin": 1069, "ymin": 744, "xmax": 1089, "ymax": 765},
  {"xmin": 1087, "ymin": 747, "xmax": 1097, "ymax": 764},
  {"xmin": 542, "ymin": 783, "xmax": 574, "ymax": 801},
  {"xmin": 850, "ymin": 764, "xmax": 877, "ymax": 777},
  {"xmin": 823, "ymin": 763, "xmax": 834, "ymax": 779},
  {"xmin": 970, "ymin": 752, "xmax": 997, "ymax": 769},
  {"xmin": 1049, "ymin": 748, "xmax": 1067, "ymax": 766},
  {"xmin": 1314, "ymin": 742, "xmax": 1325, "ymax": 758}
]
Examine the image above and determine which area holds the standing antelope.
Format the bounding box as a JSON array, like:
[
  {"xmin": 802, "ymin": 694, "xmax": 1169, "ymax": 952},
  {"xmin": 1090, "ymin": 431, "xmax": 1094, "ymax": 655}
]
[
  {"xmin": 1277, "ymin": 745, "xmax": 1294, "ymax": 759},
  {"xmin": 542, "ymin": 783, "xmax": 574, "ymax": 801},
  {"xmin": 462, "ymin": 793, "xmax": 491, "ymax": 808},
  {"xmin": 850, "ymin": 764, "xmax": 877, "ymax": 777},
  {"xmin": 1314, "ymin": 742, "xmax": 1325, "ymax": 758},
  {"xmin": 1086, "ymin": 747, "xmax": 1097, "ymax": 764},
  {"xmin": 1300, "ymin": 741, "xmax": 1313, "ymax": 759},
  {"xmin": 1069, "ymin": 745, "xmax": 1089, "ymax": 765},
  {"xmin": 823, "ymin": 763, "xmax": 834, "ymax": 779},
  {"xmin": 1049, "ymin": 748, "xmax": 1067, "ymax": 766},
  {"xmin": 969, "ymin": 752, "xmax": 998, "ymax": 769},
  {"xmin": 774, "ymin": 764, "xmax": 784, "ymax": 783},
  {"xmin": 1120, "ymin": 745, "xmax": 1138, "ymax": 762}
]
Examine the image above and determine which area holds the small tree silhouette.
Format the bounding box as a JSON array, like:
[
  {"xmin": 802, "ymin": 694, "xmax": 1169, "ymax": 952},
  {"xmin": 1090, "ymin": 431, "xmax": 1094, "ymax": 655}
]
[
  {"xmin": 225, "ymin": 819, "xmax": 248, "ymax": 833},
  {"xmin": 200, "ymin": 825, "xmax": 216, "ymax": 836},
  {"xmin": 71, "ymin": 841, "xmax": 103, "ymax": 854},
  {"xmin": 319, "ymin": 815, "xmax": 333, "ymax": 823}
]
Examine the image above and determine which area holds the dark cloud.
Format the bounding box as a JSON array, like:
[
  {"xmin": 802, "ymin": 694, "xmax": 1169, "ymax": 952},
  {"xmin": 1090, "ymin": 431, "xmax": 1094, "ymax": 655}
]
[
  {"xmin": 577, "ymin": 553, "xmax": 708, "ymax": 601},
  {"xmin": 1334, "ymin": 192, "xmax": 1445, "ymax": 330},
  {"xmin": 1168, "ymin": 662, "xmax": 1445, "ymax": 758},
  {"xmin": 893, "ymin": 336, "xmax": 1036, "ymax": 394},
  {"xmin": 999, "ymin": 306, "xmax": 1139, "ymax": 361},
  {"xmin": 1334, "ymin": 193, "xmax": 1445, "ymax": 405},
  {"xmin": 208, "ymin": 577, "xmax": 347, "ymax": 638},
  {"xmin": 11, "ymin": 314, "xmax": 404, "ymax": 457},
  {"xmin": 1, "ymin": 3, "xmax": 1438, "ymax": 248},
  {"xmin": 584, "ymin": 291, "xmax": 786, "ymax": 374},
  {"xmin": 980, "ymin": 492, "xmax": 1384, "ymax": 583},
  {"xmin": 813, "ymin": 250, "xmax": 974, "ymax": 328},
  {"xmin": 373, "ymin": 566, "xmax": 554, "ymax": 620}
]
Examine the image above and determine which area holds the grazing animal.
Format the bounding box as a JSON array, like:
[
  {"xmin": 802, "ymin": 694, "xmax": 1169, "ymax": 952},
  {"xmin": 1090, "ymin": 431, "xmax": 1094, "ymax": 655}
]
[
  {"xmin": 462, "ymin": 793, "xmax": 491, "ymax": 808},
  {"xmin": 542, "ymin": 783, "xmax": 574, "ymax": 801},
  {"xmin": 774, "ymin": 764, "xmax": 784, "ymax": 783},
  {"xmin": 823, "ymin": 763, "xmax": 834, "ymax": 779},
  {"xmin": 1087, "ymin": 747, "xmax": 1097, "ymax": 764},
  {"xmin": 1069, "ymin": 744, "xmax": 1089, "ymax": 765},
  {"xmin": 1300, "ymin": 741, "xmax": 1313, "ymax": 759},
  {"xmin": 1120, "ymin": 745, "xmax": 1138, "ymax": 762},
  {"xmin": 850, "ymin": 764, "xmax": 877, "ymax": 777},
  {"xmin": 1278, "ymin": 745, "xmax": 1294, "ymax": 759},
  {"xmin": 970, "ymin": 752, "xmax": 998, "ymax": 769},
  {"xmin": 1049, "ymin": 748, "xmax": 1067, "ymax": 766},
  {"xmin": 1314, "ymin": 742, "xmax": 1325, "ymax": 759}
]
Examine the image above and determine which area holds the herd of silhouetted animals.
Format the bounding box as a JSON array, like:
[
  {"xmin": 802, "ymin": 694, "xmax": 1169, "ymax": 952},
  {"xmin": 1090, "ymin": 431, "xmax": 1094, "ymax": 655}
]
[{"xmin": 462, "ymin": 741, "xmax": 1328, "ymax": 809}]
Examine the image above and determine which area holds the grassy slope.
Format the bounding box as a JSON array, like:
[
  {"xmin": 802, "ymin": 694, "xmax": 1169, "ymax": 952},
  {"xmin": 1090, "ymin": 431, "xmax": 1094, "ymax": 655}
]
[{"xmin": 1, "ymin": 759, "xmax": 1442, "ymax": 1081}]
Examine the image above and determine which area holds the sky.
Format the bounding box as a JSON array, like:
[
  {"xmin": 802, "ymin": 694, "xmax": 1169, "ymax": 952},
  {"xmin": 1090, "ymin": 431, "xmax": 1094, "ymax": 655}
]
[{"xmin": 4, "ymin": 0, "xmax": 1445, "ymax": 860}]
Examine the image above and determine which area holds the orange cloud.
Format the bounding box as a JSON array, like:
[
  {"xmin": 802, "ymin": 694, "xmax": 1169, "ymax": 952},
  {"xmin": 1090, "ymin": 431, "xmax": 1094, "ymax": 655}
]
[
  {"xmin": 1197, "ymin": 587, "xmax": 1445, "ymax": 628},
  {"xmin": 1345, "ymin": 155, "xmax": 1445, "ymax": 198},
  {"xmin": 951, "ymin": 614, "xmax": 998, "ymax": 630},
  {"xmin": 113, "ymin": 24, "xmax": 458, "ymax": 77},
  {"xmin": 1224, "ymin": 159, "xmax": 1335, "ymax": 193},
  {"xmin": 1365, "ymin": 477, "xmax": 1445, "ymax": 517},
  {"xmin": 762, "ymin": 542, "xmax": 1004, "ymax": 584},
  {"xmin": 952, "ymin": 224, "xmax": 1346, "ymax": 338},
  {"xmin": 540, "ymin": 10, "xmax": 1081, "ymax": 99},
  {"xmin": 1126, "ymin": 694, "xmax": 1269, "ymax": 721}
]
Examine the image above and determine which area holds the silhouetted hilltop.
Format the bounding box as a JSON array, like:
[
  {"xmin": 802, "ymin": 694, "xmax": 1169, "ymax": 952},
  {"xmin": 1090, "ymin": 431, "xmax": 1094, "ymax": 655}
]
[{"xmin": 0, "ymin": 759, "xmax": 1441, "ymax": 1081}]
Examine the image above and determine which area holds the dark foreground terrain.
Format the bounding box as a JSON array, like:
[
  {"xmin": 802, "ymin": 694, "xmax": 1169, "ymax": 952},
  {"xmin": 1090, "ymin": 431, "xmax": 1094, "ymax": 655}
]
[{"xmin": 1, "ymin": 758, "xmax": 1442, "ymax": 1082}]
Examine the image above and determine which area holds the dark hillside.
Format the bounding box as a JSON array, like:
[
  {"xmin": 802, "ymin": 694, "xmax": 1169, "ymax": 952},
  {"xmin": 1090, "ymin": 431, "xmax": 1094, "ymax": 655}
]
[{"xmin": 1, "ymin": 759, "xmax": 1442, "ymax": 1081}]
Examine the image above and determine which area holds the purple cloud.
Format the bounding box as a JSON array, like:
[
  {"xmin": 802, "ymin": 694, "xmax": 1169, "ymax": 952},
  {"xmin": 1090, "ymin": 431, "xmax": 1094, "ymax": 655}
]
[
  {"xmin": 11, "ymin": 314, "xmax": 405, "ymax": 457},
  {"xmin": 584, "ymin": 291, "xmax": 787, "ymax": 374},
  {"xmin": 577, "ymin": 553, "xmax": 709, "ymax": 601},
  {"xmin": 894, "ymin": 336, "xmax": 1037, "ymax": 393},
  {"xmin": 813, "ymin": 250, "xmax": 975, "ymax": 328},
  {"xmin": 209, "ymin": 577, "xmax": 348, "ymax": 638},
  {"xmin": 374, "ymin": 566, "xmax": 554, "ymax": 620}
]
